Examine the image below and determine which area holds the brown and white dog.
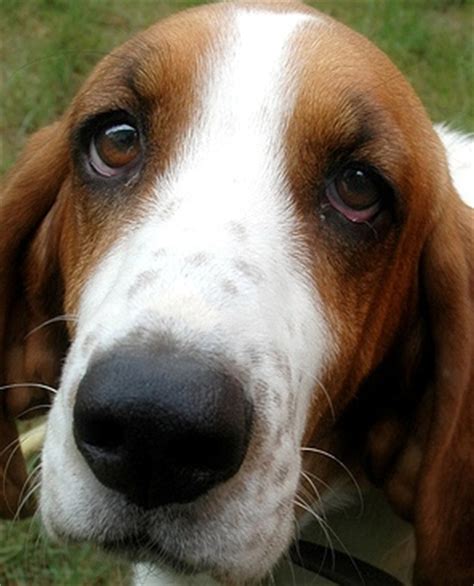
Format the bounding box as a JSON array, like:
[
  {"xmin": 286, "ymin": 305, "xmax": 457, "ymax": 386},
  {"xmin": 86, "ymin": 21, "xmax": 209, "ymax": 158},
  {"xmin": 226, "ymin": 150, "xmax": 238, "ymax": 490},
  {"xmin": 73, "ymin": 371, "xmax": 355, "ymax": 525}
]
[{"xmin": 1, "ymin": 2, "xmax": 473, "ymax": 585}]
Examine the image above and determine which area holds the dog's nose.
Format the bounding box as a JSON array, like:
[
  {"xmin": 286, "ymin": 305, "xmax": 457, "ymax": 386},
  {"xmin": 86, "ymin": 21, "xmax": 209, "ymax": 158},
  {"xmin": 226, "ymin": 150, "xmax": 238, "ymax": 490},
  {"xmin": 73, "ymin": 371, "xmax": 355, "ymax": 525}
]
[{"xmin": 73, "ymin": 348, "xmax": 252, "ymax": 509}]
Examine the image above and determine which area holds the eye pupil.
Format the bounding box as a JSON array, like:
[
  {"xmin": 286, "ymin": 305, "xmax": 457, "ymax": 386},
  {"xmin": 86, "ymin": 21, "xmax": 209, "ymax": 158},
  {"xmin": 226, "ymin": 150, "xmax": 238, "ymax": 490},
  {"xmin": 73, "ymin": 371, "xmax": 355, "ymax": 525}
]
[
  {"xmin": 324, "ymin": 165, "xmax": 390, "ymax": 224},
  {"xmin": 96, "ymin": 124, "xmax": 139, "ymax": 168},
  {"xmin": 337, "ymin": 167, "xmax": 380, "ymax": 210},
  {"xmin": 89, "ymin": 120, "xmax": 141, "ymax": 177}
]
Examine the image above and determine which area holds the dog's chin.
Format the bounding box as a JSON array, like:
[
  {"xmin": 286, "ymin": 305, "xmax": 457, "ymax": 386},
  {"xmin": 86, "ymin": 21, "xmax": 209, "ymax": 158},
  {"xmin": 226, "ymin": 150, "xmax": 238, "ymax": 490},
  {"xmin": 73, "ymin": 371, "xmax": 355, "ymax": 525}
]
[{"xmin": 100, "ymin": 534, "xmax": 207, "ymax": 575}]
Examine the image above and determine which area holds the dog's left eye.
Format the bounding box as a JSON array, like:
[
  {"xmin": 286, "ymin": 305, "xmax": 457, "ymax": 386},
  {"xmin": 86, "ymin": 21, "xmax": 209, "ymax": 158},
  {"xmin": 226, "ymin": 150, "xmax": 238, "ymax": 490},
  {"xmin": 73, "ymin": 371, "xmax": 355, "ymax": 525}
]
[
  {"xmin": 89, "ymin": 122, "xmax": 141, "ymax": 177},
  {"xmin": 326, "ymin": 166, "xmax": 386, "ymax": 223}
]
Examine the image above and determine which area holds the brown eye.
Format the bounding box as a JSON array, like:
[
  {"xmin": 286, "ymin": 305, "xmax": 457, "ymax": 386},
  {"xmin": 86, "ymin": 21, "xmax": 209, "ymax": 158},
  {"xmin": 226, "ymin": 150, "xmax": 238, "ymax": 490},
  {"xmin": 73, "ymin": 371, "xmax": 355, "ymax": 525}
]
[
  {"xmin": 90, "ymin": 123, "xmax": 141, "ymax": 177},
  {"xmin": 326, "ymin": 166, "xmax": 385, "ymax": 223}
]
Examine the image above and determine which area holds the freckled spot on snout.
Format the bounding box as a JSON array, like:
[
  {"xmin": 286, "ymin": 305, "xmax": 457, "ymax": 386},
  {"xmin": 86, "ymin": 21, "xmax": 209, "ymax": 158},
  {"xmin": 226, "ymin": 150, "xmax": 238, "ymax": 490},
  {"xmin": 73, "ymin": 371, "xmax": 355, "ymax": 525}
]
[
  {"xmin": 270, "ymin": 389, "xmax": 283, "ymax": 409},
  {"xmin": 185, "ymin": 252, "xmax": 210, "ymax": 267},
  {"xmin": 128, "ymin": 270, "xmax": 161, "ymax": 299},
  {"xmin": 246, "ymin": 346, "xmax": 263, "ymax": 367},
  {"xmin": 81, "ymin": 333, "xmax": 96, "ymax": 354},
  {"xmin": 221, "ymin": 279, "xmax": 239, "ymax": 296},
  {"xmin": 157, "ymin": 199, "xmax": 178, "ymax": 221},
  {"xmin": 253, "ymin": 379, "xmax": 270, "ymax": 399},
  {"xmin": 275, "ymin": 463, "xmax": 290, "ymax": 484},
  {"xmin": 233, "ymin": 259, "xmax": 264, "ymax": 284},
  {"xmin": 153, "ymin": 248, "xmax": 167, "ymax": 259},
  {"xmin": 228, "ymin": 221, "xmax": 248, "ymax": 242},
  {"xmin": 274, "ymin": 426, "xmax": 285, "ymax": 447},
  {"xmin": 275, "ymin": 495, "xmax": 293, "ymax": 521},
  {"xmin": 271, "ymin": 350, "xmax": 292, "ymax": 383}
]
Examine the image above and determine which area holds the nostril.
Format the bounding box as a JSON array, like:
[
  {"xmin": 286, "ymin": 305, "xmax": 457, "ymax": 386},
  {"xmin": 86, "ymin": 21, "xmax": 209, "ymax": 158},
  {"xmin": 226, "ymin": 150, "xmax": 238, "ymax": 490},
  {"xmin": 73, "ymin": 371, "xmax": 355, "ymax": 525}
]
[
  {"xmin": 75, "ymin": 415, "xmax": 124, "ymax": 451},
  {"xmin": 173, "ymin": 433, "xmax": 241, "ymax": 473}
]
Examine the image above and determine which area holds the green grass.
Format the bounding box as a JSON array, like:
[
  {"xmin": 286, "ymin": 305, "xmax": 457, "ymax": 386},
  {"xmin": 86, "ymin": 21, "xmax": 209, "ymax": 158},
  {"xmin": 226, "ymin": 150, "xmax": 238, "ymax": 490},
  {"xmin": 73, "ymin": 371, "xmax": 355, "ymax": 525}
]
[
  {"xmin": 0, "ymin": 1, "xmax": 472, "ymax": 584},
  {"xmin": 0, "ymin": 517, "xmax": 129, "ymax": 585}
]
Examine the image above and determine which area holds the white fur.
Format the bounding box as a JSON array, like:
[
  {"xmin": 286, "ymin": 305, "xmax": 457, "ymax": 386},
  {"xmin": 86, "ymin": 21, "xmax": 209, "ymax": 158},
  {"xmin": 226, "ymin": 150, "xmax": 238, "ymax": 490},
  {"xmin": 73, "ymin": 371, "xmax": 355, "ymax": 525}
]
[
  {"xmin": 134, "ymin": 564, "xmax": 218, "ymax": 586},
  {"xmin": 41, "ymin": 8, "xmax": 330, "ymax": 585},
  {"xmin": 435, "ymin": 124, "xmax": 474, "ymax": 209}
]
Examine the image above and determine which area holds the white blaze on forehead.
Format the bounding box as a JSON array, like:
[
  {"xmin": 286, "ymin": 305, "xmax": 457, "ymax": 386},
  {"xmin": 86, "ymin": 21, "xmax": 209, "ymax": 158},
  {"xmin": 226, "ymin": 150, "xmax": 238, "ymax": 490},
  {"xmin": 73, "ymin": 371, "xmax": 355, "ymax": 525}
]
[
  {"xmin": 156, "ymin": 8, "xmax": 313, "ymax": 226},
  {"xmin": 193, "ymin": 9, "xmax": 311, "ymax": 161}
]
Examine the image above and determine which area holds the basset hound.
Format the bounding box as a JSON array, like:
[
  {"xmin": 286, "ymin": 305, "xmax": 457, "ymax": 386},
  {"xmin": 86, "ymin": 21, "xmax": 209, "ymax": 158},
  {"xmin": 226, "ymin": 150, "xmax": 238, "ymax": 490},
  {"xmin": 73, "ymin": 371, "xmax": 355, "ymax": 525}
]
[{"xmin": 1, "ymin": 2, "xmax": 473, "ymax": 585}]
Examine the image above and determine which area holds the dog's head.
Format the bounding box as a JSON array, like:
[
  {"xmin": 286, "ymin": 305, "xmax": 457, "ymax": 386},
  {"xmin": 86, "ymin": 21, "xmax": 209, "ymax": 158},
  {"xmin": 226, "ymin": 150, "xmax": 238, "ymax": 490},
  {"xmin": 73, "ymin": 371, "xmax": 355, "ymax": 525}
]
[{"xmin": 1, "ymin": 2, "xmax": 472, "ymax": 583}]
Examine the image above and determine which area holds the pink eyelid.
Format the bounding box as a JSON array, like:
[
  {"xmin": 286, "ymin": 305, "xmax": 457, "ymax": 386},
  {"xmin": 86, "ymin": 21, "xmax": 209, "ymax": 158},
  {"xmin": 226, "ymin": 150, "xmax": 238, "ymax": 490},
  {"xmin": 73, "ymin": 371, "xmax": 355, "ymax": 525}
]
[
  {"xmin": 326, "ymin": 183, "xmax": 381, "ymax": 223},
  {"xmin": 89, "ymin": 141, "xmax": 125, "ymax": 178}
]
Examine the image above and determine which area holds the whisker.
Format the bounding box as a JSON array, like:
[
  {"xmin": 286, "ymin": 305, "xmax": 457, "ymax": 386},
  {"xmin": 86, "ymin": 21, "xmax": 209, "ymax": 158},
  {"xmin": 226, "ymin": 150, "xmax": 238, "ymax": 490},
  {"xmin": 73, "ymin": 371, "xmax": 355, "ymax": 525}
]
[
  {"xmin": 0, "ymin": 424, "xmax": 45, "ymax": 461},
  {"xmin": 303, "ymin": 469, "xmax": 346, "ymax": 505},
  {"xmin": 1, "ymin": 437, "xmax": 27, "ymax": 516},
  {"xmin": 281, "ymin": 519, "xmax": 299, "ymax": 586},
  {"xmin": 0, "ymin": 382, "xmax": 58, "ymax": 395},
  {"xmin": 313, "ymin": 378, "xmax": 336, "ymax": 422},
  {"xmin": 294, "ymin": 496, "xmax": 336, "ymax": 571},
  {"xmin": 297, "ymin": 366, "xmax": 336, "ymax": 422},
  {"xmin": 287, "ymin": 516, "xmax": 300, "ymax": 586},
  {"xmin": 296, "ymin": 497, "xmax": 367, "ymax": 586},
  {"xmin": 17, "ymin": 404, "xmax": 51, "ymax": 418},
  {"xmin": 0, "ymin": 434, "xmax": 22, "ymax": 460},
  {"xmin": 24, "ymin": 314, "xmax": 78, "ymax": 338},
  {"xmin": 300, "ymin": 446, "xmax": 364, "ymax": 517},
  {"xmin": 21, "ymin": 423, "xmax": 47, "ymax": 461},
  {"xmin": 14, "ymin": 473, "xmax": 42, "ymax": 522},
  {"xmin": 300, "ymin": 470, "xmax": 327, "ymax": 520},
  {"xmin": 1, "ymin": 426, "xmax": 44, "ymax": 517}
]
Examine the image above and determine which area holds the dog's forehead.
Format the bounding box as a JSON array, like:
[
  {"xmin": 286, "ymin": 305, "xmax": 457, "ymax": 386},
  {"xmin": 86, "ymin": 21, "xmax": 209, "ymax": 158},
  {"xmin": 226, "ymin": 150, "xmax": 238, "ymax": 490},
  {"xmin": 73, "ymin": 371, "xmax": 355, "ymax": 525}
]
[
  {"xmin": 72, "ymin": 2, "xmax": 432, "ymax": 169},
  {"xmin": 73, "ymin": 2, "xmax": 389, "ymax": 117}
]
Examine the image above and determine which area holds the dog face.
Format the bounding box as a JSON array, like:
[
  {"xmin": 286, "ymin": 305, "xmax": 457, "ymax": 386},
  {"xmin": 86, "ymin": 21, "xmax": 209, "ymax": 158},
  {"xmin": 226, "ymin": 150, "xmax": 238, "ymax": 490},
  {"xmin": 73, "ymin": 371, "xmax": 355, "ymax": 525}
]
[{"xmin": 1, "ymin": 2, "xmax": 472, "ymax": 584}]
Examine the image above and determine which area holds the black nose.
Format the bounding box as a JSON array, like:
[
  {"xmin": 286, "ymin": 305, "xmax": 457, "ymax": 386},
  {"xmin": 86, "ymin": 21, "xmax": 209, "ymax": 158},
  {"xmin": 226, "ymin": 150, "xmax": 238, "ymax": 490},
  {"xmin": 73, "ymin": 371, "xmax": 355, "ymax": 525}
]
[{"xmin": 73, "ymin": 347, "xmax": 252, "ymax": 509}]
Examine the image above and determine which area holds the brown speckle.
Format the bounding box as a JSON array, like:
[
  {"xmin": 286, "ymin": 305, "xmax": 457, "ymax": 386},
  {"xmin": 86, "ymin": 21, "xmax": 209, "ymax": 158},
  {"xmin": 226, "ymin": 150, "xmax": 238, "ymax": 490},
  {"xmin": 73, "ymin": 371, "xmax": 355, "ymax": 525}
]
[
  {"xmin": 82, "ymin": 333, "xmax": 96, "ymax": 353},
  {"xmin": 275, "ymin": 463, "xmax": 290, "ymax": 483},
  {"xmin": 221, "ymin": 279, "xmax": 238, "ymax": 296},
  {"xmin": 246, "ymin": 346, "xmax": 263, "ymax": 366},
  {"xmin": 128, "ymin": 270, "xmax": 161, "ymax": 298},
  {"xmin": 233, "ymin": 259, "xmax": 264, "ymax": 284},
  {"xmin": 274, "ymin": 426, "xmax": 285, "ymax": 447},
  {"xmin": 158, "ymin": 199, "xmax": 178, "ymax": 221},
  {"xmin": 229, "ymin": 221, "xmax": 248, "ymax": 242},
  {"xmin": 185, "ymin": 252, "xmax": 209, "ymax": 267},
  {"xmin": 271, "ymin": 389, "xmax": 283, "ymax": 409},
  {"xmin": 253, "ymin": 379, "xmax": 270, "ymax": 398},
  {"xmin": 272, "ymin": 350, "xmax": 292, "ymax": 382},
  {"xmin": 153, "ymin": 248, "xmax": 167, "ymax": 258}
]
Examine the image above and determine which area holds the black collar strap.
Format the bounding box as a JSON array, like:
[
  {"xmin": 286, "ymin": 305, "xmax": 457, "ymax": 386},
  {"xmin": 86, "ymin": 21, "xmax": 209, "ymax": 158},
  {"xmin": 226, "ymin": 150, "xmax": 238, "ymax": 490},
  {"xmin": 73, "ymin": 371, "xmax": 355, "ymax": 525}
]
[{"xmin": 291, "ymin": 540, "xmax": 404, "ymax": 586}]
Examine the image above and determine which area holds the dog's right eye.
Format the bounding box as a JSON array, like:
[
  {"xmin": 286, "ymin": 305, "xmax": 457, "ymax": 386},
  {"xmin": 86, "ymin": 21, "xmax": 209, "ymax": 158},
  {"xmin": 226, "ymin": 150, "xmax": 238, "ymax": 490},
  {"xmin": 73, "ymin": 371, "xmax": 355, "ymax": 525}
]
[
  {"xmin": 89, "ymin": 122, "xmax": 141, "ymax": 177},
  {"xmin": 325, "ymin": 166, "xmax": 386, "ymax": 224}
]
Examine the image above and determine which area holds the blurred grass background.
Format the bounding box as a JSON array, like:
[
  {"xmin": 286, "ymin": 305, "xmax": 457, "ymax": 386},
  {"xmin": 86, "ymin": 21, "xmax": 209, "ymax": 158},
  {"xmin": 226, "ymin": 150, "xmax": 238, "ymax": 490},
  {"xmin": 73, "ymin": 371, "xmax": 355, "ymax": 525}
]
[{"xmin": 0, "ymin": 0, "xmax": 473, "ymax": 584}]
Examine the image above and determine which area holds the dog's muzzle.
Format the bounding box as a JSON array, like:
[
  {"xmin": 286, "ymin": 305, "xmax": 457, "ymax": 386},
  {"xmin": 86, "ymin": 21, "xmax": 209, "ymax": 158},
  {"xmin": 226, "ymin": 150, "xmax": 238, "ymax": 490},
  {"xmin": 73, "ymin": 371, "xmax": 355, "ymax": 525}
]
[{"xmin": 73, "ymin": 347, "xmax": 253, "ymax": 509}]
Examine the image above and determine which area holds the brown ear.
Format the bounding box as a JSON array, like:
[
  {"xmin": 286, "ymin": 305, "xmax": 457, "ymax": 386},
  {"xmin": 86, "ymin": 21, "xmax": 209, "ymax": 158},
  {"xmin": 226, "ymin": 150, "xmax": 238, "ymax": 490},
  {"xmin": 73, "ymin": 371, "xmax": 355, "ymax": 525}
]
[
  {"xmin": 366, "ymin": 195, "xmax": 474, "ymax": 584},
  {"xmin": 0, "ymin": 121, "xmax": 70, "ymax": 518},
  {"xmin": 413, "ymin": 199, "xmax": 473, "ymax": 584}
]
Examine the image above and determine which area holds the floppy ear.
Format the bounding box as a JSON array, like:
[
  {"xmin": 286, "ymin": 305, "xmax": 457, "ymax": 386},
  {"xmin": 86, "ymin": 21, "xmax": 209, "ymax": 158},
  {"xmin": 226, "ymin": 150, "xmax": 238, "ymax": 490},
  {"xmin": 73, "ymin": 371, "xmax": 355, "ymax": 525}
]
[
  {"xmin": 413, "ymin": 199, "xmax": 473, "ymax": 584},
  {"xmin": 0, "ymin": 121, "xmax": 70, "ymax": 518},
  {"xmin": 365, "ymin": 193, "xmax": 473, "ymax": 584}
]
